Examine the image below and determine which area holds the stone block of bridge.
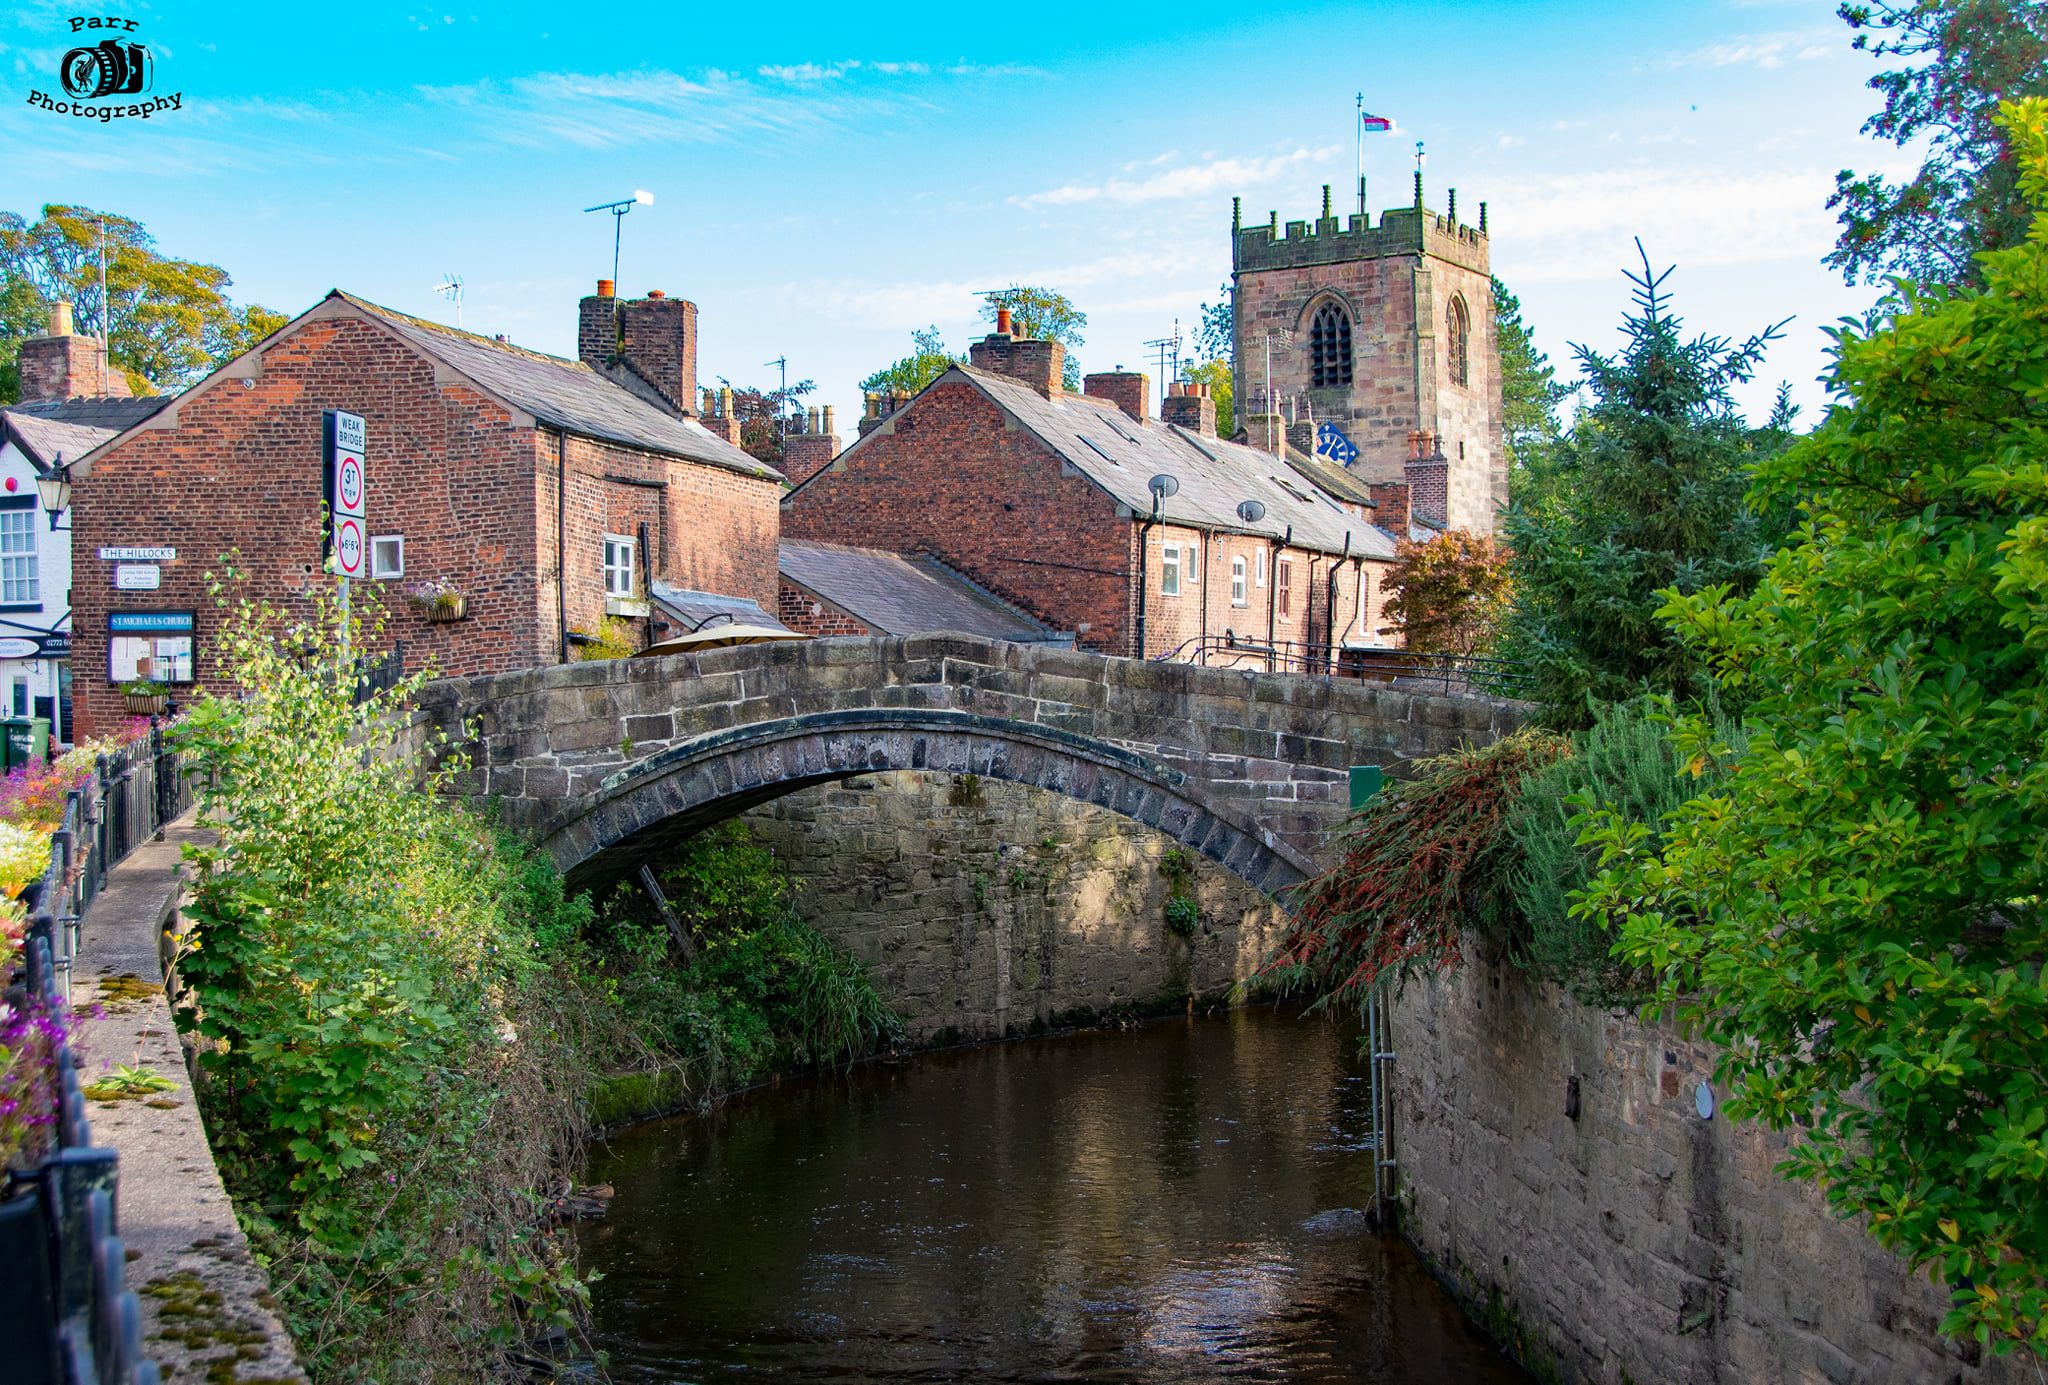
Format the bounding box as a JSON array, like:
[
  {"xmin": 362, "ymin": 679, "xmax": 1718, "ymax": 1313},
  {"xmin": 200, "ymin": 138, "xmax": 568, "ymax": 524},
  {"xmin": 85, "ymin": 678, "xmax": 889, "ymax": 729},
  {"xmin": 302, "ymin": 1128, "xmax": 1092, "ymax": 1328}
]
[{"xmin": 415, "ymin": 634, "xmax": 1526, "ymax": 897}]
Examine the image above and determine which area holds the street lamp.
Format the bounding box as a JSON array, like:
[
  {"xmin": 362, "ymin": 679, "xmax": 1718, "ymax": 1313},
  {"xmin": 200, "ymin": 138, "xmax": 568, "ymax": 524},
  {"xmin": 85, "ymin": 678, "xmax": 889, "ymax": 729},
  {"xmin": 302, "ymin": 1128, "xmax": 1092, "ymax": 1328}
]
[{"xmin": 35, "ymin": 454, "xmax": 72, "ymax": 531}]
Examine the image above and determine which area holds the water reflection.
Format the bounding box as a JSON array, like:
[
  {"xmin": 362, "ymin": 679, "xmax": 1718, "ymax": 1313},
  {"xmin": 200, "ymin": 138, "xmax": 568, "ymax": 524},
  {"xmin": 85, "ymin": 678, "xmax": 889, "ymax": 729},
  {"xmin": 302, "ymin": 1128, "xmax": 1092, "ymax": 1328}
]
[{"xmin": 581, "ymin": 1007, "xmax": 1526, "ymax": 1383}]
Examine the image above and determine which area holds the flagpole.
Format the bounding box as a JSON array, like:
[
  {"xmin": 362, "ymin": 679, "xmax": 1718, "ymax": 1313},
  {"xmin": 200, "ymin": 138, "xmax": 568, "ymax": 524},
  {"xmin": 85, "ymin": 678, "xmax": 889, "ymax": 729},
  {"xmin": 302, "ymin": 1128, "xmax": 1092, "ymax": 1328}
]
[{"xmin": 1355, "ymin": 93, "xmax": 1364, "ymax": 215}]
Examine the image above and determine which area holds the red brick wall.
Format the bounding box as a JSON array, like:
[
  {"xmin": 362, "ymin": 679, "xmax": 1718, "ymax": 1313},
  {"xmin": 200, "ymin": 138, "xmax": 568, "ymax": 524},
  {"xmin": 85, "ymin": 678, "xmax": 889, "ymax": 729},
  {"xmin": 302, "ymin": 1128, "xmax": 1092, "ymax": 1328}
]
[
  {"xmin": 1134, "ymin": 522, "xmax": 1392, "ymax": 665},
  {"xmin": 782, "ymin": 381, "xmax": 1131, "ymax": 653},
  {"xmin": 777, "ymin": 580, "xmax": 870, "ymax": 637},
  {"xmin": 19, "ymin": 333, "xmax": 131, "ymax": 403},
  {"xmin": 72, "ymin": 314, "xmax": 546, "ymax": 738}
]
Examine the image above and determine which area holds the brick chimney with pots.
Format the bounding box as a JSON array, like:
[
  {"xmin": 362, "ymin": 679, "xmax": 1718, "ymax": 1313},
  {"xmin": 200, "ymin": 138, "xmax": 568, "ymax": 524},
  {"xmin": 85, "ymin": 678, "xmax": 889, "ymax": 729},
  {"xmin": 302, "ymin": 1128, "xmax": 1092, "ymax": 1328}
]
[
  {"xmin": 968, "ymin": 310, "xmax": 1064, "ymax": 397},
  {"xmin": 782, "ymin": 403, "xmax": 840, "ymax": 488},
  {"xmin": 1083, "ymin": 370, "xmax": 1150, "ymax": 425},
  {"xmin": 577, "ymin": 280, "xmax": 699, "ymax": 417},
  {"xmin": 695, "ymin": 385, "xmax": 743, "ymax": 446},
  {"xmin": 17, "ymin": 301, "xmax": 130, "ymax": 403},
  {"xmin": 1405, "ymin": 430, "xmax": 1449, "ymax": 528},
  {"xmin": 1161, "ymin": 380, "xmax": 1217, "ymax": 436}
]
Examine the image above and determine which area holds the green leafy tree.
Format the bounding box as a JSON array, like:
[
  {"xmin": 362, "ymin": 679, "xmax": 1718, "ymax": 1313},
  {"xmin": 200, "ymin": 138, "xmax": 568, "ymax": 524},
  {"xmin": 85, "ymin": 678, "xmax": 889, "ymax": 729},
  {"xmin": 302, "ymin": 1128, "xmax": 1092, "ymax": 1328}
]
[
  {"xmin": 1182, "ymin": 358, "xmax": 1234, "ymax": 437},
  {"xmin": 1194, "ymin": 281, "xmax": 1233, "ymax": 365},
  {"xmin": 714, "ymin": 375, "xmax": 814, "ymax": 470},
  {"xmin": 0, "ymin": 277, "xmax": 45, "ymax": 404},
  {"xmin": 1494, "ymin": 276, "xmax": 1573, "ymax": 509},
  {"xmin": 981, "ymin": 284, "xmax": 1086, "ymax": 390},
  {"xmin": 1830, "ymin": 0, "xmax": 2048, "ymax": 288},
  {"xmin": 0, "ymin": 205, "xmax": 284, "ymax": 399},
  {"xmin": 1583, "ymin": 98, "xmax": 2048, "ymax": 1352},
  {"xmin": 1501, "ymin": 245, "xmax": 1791, "ymax": 724},
  {"xmin": 859, "ymin": 324, "xmax": 963, "ymax": 397}
]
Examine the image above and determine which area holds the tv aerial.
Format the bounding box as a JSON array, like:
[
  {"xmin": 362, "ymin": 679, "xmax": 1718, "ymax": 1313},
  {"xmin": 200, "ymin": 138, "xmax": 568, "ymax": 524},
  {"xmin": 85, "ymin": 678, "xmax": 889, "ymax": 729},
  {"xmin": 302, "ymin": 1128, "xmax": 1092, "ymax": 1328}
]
[{"xmin": 434, "ymin": 275, "xmax": 464, "ymax": 330}]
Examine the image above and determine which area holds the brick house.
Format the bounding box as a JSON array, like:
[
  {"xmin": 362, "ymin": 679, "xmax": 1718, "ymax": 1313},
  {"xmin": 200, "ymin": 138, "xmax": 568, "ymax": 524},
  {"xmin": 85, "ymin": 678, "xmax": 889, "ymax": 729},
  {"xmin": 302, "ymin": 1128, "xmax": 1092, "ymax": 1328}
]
[
  {"xmin": 0, "ymin": 301, "xmax": 169, "ymax": 744},
  {"xmin": 69, "ymin": 286, "xmax": 780, "ymax": 736},
  {"xmin": 782, "ymin": 316, "xmax": 1402, "ymax": 667}
]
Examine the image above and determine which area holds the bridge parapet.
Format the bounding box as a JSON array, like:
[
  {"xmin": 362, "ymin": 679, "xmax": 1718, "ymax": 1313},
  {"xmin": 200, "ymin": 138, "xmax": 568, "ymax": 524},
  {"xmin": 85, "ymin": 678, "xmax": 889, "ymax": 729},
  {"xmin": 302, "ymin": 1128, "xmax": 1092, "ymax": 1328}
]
[{"xmin": 418, "ymin": 635, "xmax": 1523, "ymax": 896}]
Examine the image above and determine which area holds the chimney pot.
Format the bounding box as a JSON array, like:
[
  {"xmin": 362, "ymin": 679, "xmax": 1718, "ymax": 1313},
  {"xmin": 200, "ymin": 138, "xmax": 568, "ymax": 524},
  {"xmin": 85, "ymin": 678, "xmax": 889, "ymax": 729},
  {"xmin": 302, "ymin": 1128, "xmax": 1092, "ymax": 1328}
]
[
  {"xmin": 719, "ymin": 386, "xmax": 734, "ymax": 416},
  {"xmin": 49, "ymin": 301, "xmax": 74, "ymax": 337},
  {"xmin": 821, "ymin": 404, "xmax": 836, "ymax": 436},
  {"xmin": 597, "ymin": 278, "xmax": 615, "ymax": 298},
  {"xmin": 647, "ymin": 289, "xmax": 665, "ymax": 299},
  {"xmin": 995, "ymin": 307, "xmax": 1013, "ymax": 337}
]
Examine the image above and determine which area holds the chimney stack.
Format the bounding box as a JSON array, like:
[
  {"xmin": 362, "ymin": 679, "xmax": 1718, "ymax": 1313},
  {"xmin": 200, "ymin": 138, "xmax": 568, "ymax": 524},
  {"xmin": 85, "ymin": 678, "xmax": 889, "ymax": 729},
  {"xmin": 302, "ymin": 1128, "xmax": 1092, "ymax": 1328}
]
[
  {"xmin": 1368, "ymin": 481, "xmax": 1411, "ymax": 537},
  {"xmin": 578, "ymin": 280, "xmax": 698, "ymax": 418},
  {"xmin": 1161, "ymin": 380, "xmax": 1217, "ymax": 437},
  {"xmin": 782, "ymin": 401, "xmax": 843, "ymax": 488},
  {"xmin": 969, "ymin": 324, "xmax": 1064, "ymax": 397},
  {"xmin": 16, "ymin": 299, "xmax": 129, "ymax": 403},
  {"xmin": 1405, "ymin": 434, "xmax": 1449, "ymax": 528},
  {"xmin": 1083, "ymin": 370, "xmax": 1150, "ymax": 425}
]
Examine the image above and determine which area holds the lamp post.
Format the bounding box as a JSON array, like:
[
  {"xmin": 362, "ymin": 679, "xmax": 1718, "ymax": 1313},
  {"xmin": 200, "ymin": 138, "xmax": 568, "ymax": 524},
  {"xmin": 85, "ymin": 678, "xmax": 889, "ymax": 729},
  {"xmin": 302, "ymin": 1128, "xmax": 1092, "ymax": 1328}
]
[
  {"xmin": 583, "ymin": 190, "xmax": 654, "ymax": 341},
  {"xmin": 35, "ymin": 454, "xmax": 72, "ymax": 532}
]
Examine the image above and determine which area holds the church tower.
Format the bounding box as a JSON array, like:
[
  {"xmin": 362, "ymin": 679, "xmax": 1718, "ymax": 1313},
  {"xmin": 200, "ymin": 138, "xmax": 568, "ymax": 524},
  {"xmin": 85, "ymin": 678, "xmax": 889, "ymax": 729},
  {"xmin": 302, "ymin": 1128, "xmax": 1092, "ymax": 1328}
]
[{"xmin": 1232, "ymin": 174, "xmax": 1504, "ymax": 534}]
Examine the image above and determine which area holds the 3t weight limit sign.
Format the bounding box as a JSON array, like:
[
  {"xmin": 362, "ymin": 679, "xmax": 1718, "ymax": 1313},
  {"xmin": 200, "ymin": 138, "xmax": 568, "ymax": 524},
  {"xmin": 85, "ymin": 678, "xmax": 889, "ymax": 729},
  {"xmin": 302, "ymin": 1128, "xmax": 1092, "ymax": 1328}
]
[{"xmin": 323, "ymin": 409, "xmax": 368, "ymax": 579}]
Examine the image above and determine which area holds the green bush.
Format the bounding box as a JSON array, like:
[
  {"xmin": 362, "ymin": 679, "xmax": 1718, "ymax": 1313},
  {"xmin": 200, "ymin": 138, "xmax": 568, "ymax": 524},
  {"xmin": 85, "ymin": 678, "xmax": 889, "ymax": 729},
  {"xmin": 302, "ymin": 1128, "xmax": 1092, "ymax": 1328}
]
[
  {"xmin": 587, "ymin": 822, "xmax": 901, "ymax": 1086},
  {"xmin": 1504, "ymin": 698, "xmax": 1741, "ymax": 1006},
  {"xmin": 173, "ymin": 580, "xmax": 596, "ymax": 1380}
]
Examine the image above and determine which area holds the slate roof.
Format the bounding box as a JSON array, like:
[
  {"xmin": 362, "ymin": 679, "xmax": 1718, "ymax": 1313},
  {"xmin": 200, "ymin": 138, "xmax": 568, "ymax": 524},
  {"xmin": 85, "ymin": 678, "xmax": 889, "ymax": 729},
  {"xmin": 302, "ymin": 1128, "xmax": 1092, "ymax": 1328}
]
[
  {"xmin": 0, "ymin": 397, "xmax": 170, "ymax": 471},
  {"xmin": 649, "ymin": 583, "xmax": 792, "ymax": 634},
  {"xmin": 917, "ymin": 367, "xmax": 1398, "ymax": 561},
  {"xmin": 331, "ymin": 292, "xmax": 780, "ymax": 481},
  {"xmin": 779, "ymin": 539, "xmax": 1066, "ymax": 642}
]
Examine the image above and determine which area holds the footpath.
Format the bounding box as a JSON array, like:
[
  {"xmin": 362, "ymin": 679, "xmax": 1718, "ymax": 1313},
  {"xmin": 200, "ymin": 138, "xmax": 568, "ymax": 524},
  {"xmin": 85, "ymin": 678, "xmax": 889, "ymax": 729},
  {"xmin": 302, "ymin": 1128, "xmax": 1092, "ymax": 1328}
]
[{"xmin": 69, "ymin": 813, "xmax": 306, "ymax": 1384}]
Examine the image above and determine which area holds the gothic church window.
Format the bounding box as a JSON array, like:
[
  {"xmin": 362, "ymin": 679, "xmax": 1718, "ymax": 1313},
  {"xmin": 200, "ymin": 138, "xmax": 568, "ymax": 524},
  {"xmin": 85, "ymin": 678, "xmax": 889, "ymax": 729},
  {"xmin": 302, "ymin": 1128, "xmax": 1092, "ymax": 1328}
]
[
  {"xmin": 1447, "ymin": 296, "xmax": 1470, "ymax": 388},
  {"xmin": 1309, "ymin": 302, "xmax": 1352, "ymax": 389}
]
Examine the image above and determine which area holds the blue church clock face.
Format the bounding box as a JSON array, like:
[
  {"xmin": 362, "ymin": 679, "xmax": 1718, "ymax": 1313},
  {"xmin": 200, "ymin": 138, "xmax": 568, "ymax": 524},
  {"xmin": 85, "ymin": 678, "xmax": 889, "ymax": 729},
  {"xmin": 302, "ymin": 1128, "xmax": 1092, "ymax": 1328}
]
[{"xmin": 1314, "ymin": 421, "xmax": 1360, "ymax": 466}]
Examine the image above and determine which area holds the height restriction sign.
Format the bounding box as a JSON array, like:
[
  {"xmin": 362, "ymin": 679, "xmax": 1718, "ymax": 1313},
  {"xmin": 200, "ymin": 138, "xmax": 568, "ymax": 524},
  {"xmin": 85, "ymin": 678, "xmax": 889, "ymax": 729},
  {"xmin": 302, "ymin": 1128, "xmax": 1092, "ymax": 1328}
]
[{"xmin": 323, "ymin": 410, "xmax": 368, "ymax": 578}]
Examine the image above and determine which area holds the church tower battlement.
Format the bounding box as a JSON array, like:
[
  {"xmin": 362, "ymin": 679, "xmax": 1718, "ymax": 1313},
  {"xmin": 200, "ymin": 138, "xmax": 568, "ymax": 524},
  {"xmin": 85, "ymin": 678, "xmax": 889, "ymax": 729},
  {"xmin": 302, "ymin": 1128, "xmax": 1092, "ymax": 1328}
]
[{"xmin": 1232, "ymin": 176, "xmax": 1505, "ymax": 534}]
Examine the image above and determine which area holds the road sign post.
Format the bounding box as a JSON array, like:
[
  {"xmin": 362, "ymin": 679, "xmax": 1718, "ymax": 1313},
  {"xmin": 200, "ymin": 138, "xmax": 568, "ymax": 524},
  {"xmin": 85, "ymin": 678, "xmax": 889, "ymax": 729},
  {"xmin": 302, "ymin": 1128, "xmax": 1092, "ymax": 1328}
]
[{"xmin": 323, "ymin": 410, "xmax": 367, "ymax": 660}]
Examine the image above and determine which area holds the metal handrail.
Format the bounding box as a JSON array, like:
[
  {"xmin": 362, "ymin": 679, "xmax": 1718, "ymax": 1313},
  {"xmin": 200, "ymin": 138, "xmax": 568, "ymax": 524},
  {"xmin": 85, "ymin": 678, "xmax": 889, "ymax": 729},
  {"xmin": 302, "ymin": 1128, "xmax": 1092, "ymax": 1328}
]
[
  {"xmin": 1157, "ymin": 633, "xmax": 1532, "ymax": 698},
  {"xmin": 5, "ymin": 724, "xmax": 189, "ymax": 1384}
]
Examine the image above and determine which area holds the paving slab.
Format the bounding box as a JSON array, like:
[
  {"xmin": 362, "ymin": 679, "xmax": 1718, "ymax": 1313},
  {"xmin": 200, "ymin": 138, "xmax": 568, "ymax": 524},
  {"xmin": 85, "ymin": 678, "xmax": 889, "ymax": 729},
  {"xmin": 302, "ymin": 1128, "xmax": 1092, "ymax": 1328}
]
[{"xmin": 70, "ymin": 812, "xmax": 306, "ymax": 1384}]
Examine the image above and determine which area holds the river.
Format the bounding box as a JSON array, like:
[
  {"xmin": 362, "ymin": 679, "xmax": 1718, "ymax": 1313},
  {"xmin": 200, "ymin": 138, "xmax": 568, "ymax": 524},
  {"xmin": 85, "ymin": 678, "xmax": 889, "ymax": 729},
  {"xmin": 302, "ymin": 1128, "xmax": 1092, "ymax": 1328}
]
[{"xmin": 579, "ymin": 1006, "xmax": 1527, "ymax": 1383}]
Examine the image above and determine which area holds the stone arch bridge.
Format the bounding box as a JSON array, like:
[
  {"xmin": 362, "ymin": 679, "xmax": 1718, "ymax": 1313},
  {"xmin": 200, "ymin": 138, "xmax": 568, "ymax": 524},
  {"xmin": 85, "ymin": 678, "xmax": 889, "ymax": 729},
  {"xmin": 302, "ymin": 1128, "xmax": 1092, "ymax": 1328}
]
[{"xmin": 413, "ymin": 634, "xmax": 1521, "ymax": 898}]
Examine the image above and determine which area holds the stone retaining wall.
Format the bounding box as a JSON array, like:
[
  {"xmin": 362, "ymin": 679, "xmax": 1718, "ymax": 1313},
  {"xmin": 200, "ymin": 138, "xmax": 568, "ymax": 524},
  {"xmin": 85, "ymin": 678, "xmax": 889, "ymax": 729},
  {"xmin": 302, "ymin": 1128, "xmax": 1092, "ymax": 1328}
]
[
  {"xmin": 743, "ymin": 770, "xmax": 1291, "ymax": 1042},
  {"xmin": 1390, "ymin": 958, "xmax": 2030, "ymax": 1385}
]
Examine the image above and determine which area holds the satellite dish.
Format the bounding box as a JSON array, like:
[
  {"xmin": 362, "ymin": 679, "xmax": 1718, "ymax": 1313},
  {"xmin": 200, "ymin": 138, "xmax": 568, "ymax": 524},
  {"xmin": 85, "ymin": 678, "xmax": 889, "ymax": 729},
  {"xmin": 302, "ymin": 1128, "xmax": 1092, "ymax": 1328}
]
[
  {"xmin": 1148, "ymin": 474, "xmax": 1180, "ymax": 499},
  {"xmin": 1236, "ymin": 499, "xmax": 1267, "ymax": 524}
]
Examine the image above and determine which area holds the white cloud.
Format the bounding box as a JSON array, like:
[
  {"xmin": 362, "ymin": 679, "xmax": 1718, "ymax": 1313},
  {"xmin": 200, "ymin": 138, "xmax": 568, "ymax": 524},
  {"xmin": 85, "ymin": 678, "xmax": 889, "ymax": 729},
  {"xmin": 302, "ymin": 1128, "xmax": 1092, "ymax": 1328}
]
[
  {"xmin": 1652, "ymin": 30, "xmax": 1838, "ymax": 70},
  {"xmin": 1011, "ymin": 145, "xmax": 1343, "ymax": 209}
]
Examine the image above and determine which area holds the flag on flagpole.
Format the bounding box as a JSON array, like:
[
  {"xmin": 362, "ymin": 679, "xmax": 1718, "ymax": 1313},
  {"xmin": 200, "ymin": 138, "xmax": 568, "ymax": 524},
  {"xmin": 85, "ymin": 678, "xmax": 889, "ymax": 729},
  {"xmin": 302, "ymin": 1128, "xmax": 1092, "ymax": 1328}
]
[{"xmin": 1360, "ymin": 111, "xmax": 1396, "ymax": 133}]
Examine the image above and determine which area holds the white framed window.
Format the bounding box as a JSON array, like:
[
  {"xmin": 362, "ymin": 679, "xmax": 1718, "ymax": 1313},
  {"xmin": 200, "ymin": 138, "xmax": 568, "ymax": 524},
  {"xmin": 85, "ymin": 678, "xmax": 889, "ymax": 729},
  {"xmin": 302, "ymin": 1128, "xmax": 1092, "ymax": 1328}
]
[
  {"xmin": 1161, "ymin": 542, "xmax": 1182, "ymax": 597},
  {"xmin": 0, "ymin": 507, "xmax": 38, "ymax": 605},
  {"xmin": 370, "ymin": 535, "xmax": 405, "ymax": 580},
  {"xmin": 1231, "ymin": 556, "xmax": 1248, "ymax": 607},
  {"xmin": 1255, "ymin": 548, "xmax": 1267, "ymax": 588},
  {"xmin": 603, "ymin": 533, "xmax": 636, "ymax": 598},
  {"xmin": 1185, "ymin": 540, "xmax": 1199, "ymax": 583}
]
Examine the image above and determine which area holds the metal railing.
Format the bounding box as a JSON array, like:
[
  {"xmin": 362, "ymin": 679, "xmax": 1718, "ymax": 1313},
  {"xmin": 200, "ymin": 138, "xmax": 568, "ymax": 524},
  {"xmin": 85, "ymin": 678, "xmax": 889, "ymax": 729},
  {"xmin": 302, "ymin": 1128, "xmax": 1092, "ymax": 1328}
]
[
  {"xmin": 351, "ymin": 640, "xmax": 406, "ymax": 705},
  {"xmin": 1160, "ymin": 633, "xmax": 1532, "ymax": 698},
  {"xmin": 3, "ymin": 723, "xmax": 190, "ymax": 1385}
]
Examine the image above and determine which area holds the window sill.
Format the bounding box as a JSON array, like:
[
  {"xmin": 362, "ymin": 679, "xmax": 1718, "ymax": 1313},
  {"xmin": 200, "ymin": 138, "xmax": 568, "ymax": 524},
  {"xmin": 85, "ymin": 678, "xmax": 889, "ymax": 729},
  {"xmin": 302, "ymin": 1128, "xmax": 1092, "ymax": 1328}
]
[{"xmin": 605, "ymin": 597, "xmax": 651, "ymax": 618}]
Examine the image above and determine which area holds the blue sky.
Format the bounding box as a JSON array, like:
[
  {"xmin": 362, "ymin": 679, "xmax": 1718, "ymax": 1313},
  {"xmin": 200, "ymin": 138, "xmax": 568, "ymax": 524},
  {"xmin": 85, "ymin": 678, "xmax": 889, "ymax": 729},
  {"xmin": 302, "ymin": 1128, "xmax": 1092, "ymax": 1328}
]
[{"xmin": 3, "ymin": 1, "xmax": 1900, "ymax": 430}]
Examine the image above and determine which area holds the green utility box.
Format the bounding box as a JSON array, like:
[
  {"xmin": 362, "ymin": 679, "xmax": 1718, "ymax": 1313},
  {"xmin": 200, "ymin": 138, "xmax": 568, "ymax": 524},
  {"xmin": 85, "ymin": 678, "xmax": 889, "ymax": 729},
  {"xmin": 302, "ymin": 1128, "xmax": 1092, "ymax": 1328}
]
[
  {"xmin": 1349, "ymin": 765, "xmax": 1385, "ymax": 811},
  {"xmin": 2, "ymin": 717, "xmax": 50, "ymax": 773}
]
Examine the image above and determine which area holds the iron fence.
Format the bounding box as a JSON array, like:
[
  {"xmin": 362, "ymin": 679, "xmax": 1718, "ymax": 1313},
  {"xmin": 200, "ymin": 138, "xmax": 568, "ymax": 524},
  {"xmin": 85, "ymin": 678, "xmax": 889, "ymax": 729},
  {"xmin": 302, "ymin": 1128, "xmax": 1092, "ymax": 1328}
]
[
  {"xmin": 351, "ymin": 640, "xmax": 406, "ymax": 706},
  {"xmin": 3, "ymin": 722, "xmax": 190, "ymax": 1385},
  {"xmin": 1159, "ymin": 633, "xmax": 1532, "ymax": 699}
]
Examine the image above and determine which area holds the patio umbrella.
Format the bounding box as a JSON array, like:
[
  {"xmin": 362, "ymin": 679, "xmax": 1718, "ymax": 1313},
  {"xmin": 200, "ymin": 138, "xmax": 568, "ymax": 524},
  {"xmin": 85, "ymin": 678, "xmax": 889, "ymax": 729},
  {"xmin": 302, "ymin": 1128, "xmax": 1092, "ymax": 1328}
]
[{"xmin": 632, "ymin": 623, "xmax": 811, "ymax": 658}]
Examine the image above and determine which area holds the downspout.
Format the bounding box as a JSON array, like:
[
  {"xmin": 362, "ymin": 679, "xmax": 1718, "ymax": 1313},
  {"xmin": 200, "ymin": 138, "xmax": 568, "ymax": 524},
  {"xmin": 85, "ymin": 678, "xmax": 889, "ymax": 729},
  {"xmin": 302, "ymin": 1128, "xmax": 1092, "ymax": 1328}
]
[
  {"xmin": 1325, "ymin": 533, "xmax": 1351, "ymax": 675},
  {"xmin": 1266, "ymin": 525, "xmax": 1290, "ymax": 673},
  {"xmin": 1305, "ymin": 551, "xmax": 1323, "ymax": 674},
  {"xmin": 1199, "ymin": 524, "xmax": 1212, "ymax": 656},
  {"xmin": 637, "ymin": 520, "xmax": 653, "ymax": 651},
  {"xmin": 1134, "ymin": 502, "xmax": 1160, "ymax": 658},
  {"xmin": 556, "ymin": 430, "xmax": 568, "ymax": 664}
]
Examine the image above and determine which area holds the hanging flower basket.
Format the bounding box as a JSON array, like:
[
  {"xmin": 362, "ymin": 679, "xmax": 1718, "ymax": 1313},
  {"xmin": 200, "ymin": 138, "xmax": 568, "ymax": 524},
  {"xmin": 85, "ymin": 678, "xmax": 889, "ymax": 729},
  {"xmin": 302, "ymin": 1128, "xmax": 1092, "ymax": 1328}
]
[
  {"xmin": 404, "ymin": 579, "xmax": 468, "ymax": 624},
  {"xmin": 120, "ymin": 682, "xmax": 169, "ymax": 716}
]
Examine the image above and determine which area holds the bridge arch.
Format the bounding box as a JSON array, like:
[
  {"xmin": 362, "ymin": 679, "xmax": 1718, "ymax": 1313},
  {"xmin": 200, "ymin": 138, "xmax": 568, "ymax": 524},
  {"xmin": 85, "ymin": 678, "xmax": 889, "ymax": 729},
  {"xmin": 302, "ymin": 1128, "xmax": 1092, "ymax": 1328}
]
[{"xmin": 540, "ymin": 707, "xmax": 1316, "ymax": 898}]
